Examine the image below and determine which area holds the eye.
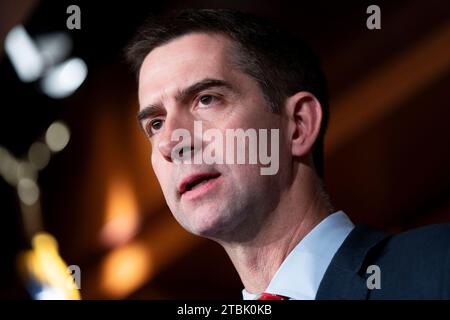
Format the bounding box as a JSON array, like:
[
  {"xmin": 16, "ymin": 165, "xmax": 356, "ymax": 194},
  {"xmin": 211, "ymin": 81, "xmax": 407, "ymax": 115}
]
[
  {"xmin": 198, "ymin": 94, "xmax": 220, "ymax": 108},
  {"xmin": 146, "ymin": 119, "xmax": 164, "ymax": 136}
]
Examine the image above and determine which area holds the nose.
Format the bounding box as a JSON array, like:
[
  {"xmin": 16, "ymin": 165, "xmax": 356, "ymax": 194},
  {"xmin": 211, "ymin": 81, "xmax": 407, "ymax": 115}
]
[{"xmin": 157, "ymin": 113, "xmax": 198, "ymax": 163}]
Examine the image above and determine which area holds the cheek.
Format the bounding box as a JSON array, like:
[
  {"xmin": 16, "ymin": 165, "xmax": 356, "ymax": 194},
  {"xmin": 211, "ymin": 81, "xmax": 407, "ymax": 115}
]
[
  {"xmin": 150, "ymin": 150, "xmax": 167, "ymax": 188},
  {"xmin": 229, "ymin": 164, "xmax": 264, "ymax": 189},
  {"xmin": 150, "ymin": 148, "xmax": 157, "ymax": 168}
]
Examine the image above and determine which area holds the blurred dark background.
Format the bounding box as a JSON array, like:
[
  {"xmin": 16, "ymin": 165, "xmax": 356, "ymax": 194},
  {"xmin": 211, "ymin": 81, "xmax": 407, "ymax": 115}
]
[{"xmin": 0, "ymin": 0, "xmax": 449, "ymax": 299}]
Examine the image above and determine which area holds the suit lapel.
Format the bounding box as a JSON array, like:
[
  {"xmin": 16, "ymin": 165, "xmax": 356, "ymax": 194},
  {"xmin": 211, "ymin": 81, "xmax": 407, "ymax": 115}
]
[{"xmin": 315, "ymin": 224, "xmax": 389, "ymax": 300}]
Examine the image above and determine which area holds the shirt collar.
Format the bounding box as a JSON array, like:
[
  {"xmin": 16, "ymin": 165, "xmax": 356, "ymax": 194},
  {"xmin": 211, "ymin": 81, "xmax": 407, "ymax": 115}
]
[{"xmin": 242, "ymin": 210, "xmax": 354, "ymax": 300}]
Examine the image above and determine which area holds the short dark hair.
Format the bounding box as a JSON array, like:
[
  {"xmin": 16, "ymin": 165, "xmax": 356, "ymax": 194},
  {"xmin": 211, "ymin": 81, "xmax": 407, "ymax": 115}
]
[{"xmin": 125, "ymin": 9, "xmax": 329, "ymax": 178}]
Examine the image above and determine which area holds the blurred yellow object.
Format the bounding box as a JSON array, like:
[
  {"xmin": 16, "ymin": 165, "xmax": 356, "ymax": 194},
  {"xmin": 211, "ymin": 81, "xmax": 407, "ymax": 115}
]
[
  {"xmin": 18, "ymin": 232, "xmax": 81, "ymax": 300},
  {"xmin": 100, "ymin": 241, "xmax": 151, "ymax": 299}
]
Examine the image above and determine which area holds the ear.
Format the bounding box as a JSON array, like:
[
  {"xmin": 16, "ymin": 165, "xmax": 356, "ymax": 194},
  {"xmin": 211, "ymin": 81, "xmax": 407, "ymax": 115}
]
[{"xmin": 285, "ymin": 92, "xmax": 323, "ymax": 158}]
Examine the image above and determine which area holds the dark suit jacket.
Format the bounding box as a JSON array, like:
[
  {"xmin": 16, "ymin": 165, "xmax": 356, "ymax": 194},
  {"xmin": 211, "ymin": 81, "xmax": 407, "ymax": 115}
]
[{"xmin": 316, "ymin": 223, "xmax": 450, "ymax": 299}]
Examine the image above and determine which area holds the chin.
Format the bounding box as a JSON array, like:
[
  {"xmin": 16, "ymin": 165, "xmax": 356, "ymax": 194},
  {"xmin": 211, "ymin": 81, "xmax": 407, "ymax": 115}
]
[{"xmin": 184, "ymin": 207, "xmax": 234, "ymax": 240}]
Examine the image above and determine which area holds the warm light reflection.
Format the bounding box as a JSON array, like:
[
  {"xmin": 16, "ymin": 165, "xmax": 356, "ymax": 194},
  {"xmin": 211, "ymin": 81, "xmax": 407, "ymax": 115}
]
[
  {"xmin": 93, "ymin": 207, "xmax": 201, "ymax": 298},
  {"xmin": 99, "ymin": 242, "xmax": 152, "ymax": 298},
  {"xmin": 100, "ymin": 177, "xmax": 140, "ymax": 248},
  {"xmin": 18, "ymin": 232, "xmax": 81, "ymax": 300}
]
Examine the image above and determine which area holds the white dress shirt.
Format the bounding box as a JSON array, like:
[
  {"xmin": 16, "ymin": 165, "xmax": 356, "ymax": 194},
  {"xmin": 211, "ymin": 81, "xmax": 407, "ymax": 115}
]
[{"xmin": 242, "ymin": 211, "xmax": 355, "ymax": 300}]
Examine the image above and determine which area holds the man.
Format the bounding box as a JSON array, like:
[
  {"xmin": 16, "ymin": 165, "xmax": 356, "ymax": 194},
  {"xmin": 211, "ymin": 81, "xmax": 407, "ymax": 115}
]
[{"xmin": 126, "ymin": 9, "xmax": 450, "ymax": 299}]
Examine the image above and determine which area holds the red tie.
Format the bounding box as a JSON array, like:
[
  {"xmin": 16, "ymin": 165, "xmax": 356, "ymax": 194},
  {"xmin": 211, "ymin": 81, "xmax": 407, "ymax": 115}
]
[{"xmin": 258, "ymin": 292, "xmax": 289, "ymax": 300}]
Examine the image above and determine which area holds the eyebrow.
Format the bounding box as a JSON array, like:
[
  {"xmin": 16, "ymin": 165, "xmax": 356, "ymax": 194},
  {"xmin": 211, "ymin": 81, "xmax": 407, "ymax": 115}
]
[
  {"xmin": 137, "ymin": 78, "xmax": 233, "ymax": 128},
  {"xmin": 137, "ymin": 104, "xmax": 164, "ymax": 124},
  {"xmin": 175, "ymin": 78, "xmax": 233, "ymax": 102}
]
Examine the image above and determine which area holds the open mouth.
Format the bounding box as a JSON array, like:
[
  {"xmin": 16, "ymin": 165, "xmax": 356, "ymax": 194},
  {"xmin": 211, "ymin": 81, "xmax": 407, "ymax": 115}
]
[
  {"xmin": 186, "ymin": 177, "xmax": 211, "ymax": 192},
  {"xmin": 179, "ymin": 173, "xmax": 221, "ymax": 196}
]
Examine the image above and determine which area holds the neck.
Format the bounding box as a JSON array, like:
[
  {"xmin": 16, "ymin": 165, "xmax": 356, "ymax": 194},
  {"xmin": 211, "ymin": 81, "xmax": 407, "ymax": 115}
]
[{"xmin": 219, "ymin": 166, "xmax": 333, "ymax": 294}]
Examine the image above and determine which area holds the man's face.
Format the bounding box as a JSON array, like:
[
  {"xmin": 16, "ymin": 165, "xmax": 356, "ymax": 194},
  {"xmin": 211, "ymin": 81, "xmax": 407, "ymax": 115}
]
[{"xmin": 138, "ymin": 33, "xmax": 290, "ymax": 241}]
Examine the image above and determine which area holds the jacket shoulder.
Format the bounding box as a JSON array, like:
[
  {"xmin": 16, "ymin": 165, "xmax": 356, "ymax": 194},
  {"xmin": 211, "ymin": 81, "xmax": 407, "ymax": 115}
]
[
  {"xmin": 368, "ymin": 222, "xmax": 450, "ymax": 299},
  {"xmin": 382, "ymin": 222, "xmax": 450, "ymax": 257}
]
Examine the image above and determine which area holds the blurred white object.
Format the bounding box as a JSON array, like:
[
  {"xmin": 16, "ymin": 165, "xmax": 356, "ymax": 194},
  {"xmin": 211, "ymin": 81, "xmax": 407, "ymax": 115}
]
[
  {"xmin": 34, "ymin": 286, "xmax": 67, "ymax": 300},
  {"xmin": 17, "ymin": 178, "xmax": 40, "ymax": 206},
  {"xmin": 4, "ymin": 25, "xmax": 44, "ymax": 82},
  {"xmin": 28, "ymin": 142, "xmax": 51, "ymax": 170},
  {"xmin": 45, "ymin": 121, "xmax": 71, "ymax": 152},
  {"xmin": 0, "ymin": 146, "xmax": 19, "ymax": 185},
  {"xmin": 40, "ymin": 57, "xmax": 88, "ymax": 99},
  {"xmin": 35, "ymin": 32, "xmax": 73, "ymax": 67}
]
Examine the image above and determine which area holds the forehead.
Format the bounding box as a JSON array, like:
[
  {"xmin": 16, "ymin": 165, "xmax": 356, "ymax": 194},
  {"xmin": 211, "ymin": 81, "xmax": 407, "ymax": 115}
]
[{"xmin": 138, "ymin": 33, "xmax": 237, "ymax": 109}]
